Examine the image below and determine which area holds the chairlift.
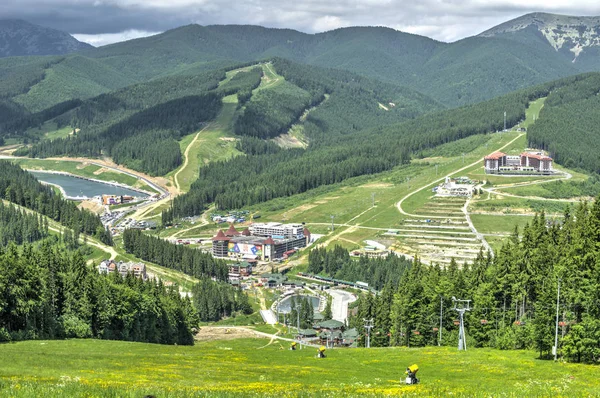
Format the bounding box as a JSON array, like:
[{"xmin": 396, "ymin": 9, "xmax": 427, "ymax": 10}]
[
  {"xmin": 514, "ymin": 320, "xmax": 525, "ymax": 326},
  {"xmin": 453, "ymin": 320, "xmax": 460, "ymax": 326},
  {"xmin": 480, "ymin": 319, "xmax": 488, "ymax": 325},
  {"xmin": 413, "ymin": 330, "xmax": 420, "ymax": 335},
  {"xmin": 432, "ymin": 327, "xmax": 439, "ymax": 332},
  {"xmin": 558, "ymin": 321, "xmax": 566, "ymax": 327}
]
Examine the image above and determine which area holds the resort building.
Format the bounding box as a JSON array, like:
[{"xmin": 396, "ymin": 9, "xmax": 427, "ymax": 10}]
[
  {"xmin": 212, "ymin": 223, "xmax": 311, "ymax": 261},
  {"xmin": 484, "ymin": 151, "xmax": 553, "ymax": 175}
]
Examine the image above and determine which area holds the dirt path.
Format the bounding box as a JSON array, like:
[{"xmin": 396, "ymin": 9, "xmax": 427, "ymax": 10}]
[
  {"xmin": 481, "ymin": 171, "xmax": 577, "ymax": 202},
  {"xmin": 174, "ymin": 124, "xmax": 210, "ymax": 193},
  {"xmin": 196, "ymin": 326, "xmax": 319, "ymax": 347},
  {"xmin": 2, "ymin": 199, "xmax": 118, "ymax": 260},
  {"xmin": 395, "ymin": 133, "xmax": 524, "ymax": 257},
  {"xmin": 396, "ymin": 133, "xmax": 525, "ymax": 219}
]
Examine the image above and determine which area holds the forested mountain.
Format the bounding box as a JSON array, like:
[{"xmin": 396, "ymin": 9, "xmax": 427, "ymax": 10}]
[
  {"xmin": 0, "ymin": 19, "xmax": 92, "ymax": 58},
  {"xmin": 72, "ymin": 22, "xmax": 587, "ymax": 106},
  {"xmin": 2, "ymin": 13, "xmax": 600, "ymax": 113},
  {"xmin": 14, "ymin": 59, "xmax": 439, "ymax": 175},
  {"xmin": 343, "ymin": 203, "xmax": 600, "ymax": 364},
  {"xmin": 528, "ymin": 73, "xmax": 600, "ymax": 174}
]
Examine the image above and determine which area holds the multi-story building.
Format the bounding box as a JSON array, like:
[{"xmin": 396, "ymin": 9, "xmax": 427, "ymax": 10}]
[
  {"xmin": 212, "ymin": 223, "xmax": 311, "ymax": 261},
  {"xmin": 484, "ymin": 150, "xmax": 553, "ymax": 175},
  {"xmin": 249, "ymin": 222, "xmax": 304, "ymax": 239}
]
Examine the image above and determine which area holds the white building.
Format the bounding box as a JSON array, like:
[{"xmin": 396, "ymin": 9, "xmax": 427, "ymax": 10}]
[{"xmin": 249, "ymin": 222, "xmax": 304, "ymax": 239}]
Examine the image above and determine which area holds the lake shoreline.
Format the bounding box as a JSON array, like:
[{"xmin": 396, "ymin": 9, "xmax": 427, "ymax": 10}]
[{"xmin": 28, "ymin": 170, "xmax": 154, "ymax": 199}]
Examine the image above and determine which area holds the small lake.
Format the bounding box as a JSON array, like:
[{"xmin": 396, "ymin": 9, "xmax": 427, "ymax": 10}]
[
  {"xmin": 277, "ymin": 295, "xmax": 321, "ymax": 313},
  {"xmin": 30, "ymin": 171, "xmax": 148, "ymax": 199}
]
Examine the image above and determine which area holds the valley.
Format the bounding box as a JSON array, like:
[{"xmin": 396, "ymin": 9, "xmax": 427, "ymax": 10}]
[{"xmin": 3, "ymin": 10, "xmax": 600, "ymax": 398}]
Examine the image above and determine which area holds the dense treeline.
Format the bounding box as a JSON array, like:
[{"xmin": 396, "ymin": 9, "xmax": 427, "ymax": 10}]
[
  {"xmin": 528, "ymin": 73, "xmax": 600, "ymax": 174},
  {"xmin": 273, "ymin": 58, "xmax": 443, "ymax": 137},
  {"xmin": 235, "ymin": 136, "xmax": 282, "ymax": 155},
  {"xmin": 122, "ymin": 229, "xmax": 228, "ymax": 281},
  {"xmin": 288, "ymin": 296, "xmax": 315, "ymax": 329},
  {"xmin": 13, "ymin": 65, "xmax": 267, "ymax": 176},
  {"xmin": 0, "ymin": 201, "xmax": 48, "ymax": 246},
  {"xmin": 217, "ymin": 67, "xmax": 263, "ymax": 97},
  {"xmin": 0, "ymin": 243, "xmax": 196, "ymax": 345},
  {"xmin": 111, "ymin": 130, "xmax": 183, "ymax": 176},
  {"xmin": 192, "ymin": 279, "xmax": 253, "ymax": 322},
  {"xmin": 172, "ymin": 143, "xmax": 410, "ymax": 214},
  {"xmin": 19, "ymin": 93, "xmax": 221, "ymax": 175},
  {"xmin": 346, "ymin": 201, "xmax": 600, "ymax": 363},
  {"xmin": 234, "ymin": 80, "xmax": 315, "ymax": 139},
  {"xmin": 308, "ymin": 246, "xmax": 412, "ymax": 291},
  {"xmin": 0, "ymin": 161, "xmax": 112, "ymax": 245},
  {"xmin": 0, "ymin": 99, "xmax": 81, "ymax": 137}
]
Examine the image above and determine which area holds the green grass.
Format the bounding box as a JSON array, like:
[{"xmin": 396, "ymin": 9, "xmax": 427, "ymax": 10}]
[
  {"xmin": 1, "ymin": 339, "xmax": 599, "ymax": 397},
  {"xmin": 470, "ymin": 214, "xmax": 535, "ymax": 235},
  {"xmin": 21, "ymin": 121, "xmax": 74, "ymax": 142},
  {"xmin": 521, "ymin": 97, "xmax": 546, "ymax": 129},
  {"xmin": 172, "ymin": 94, "xmax": 242, "ymax": 192}
]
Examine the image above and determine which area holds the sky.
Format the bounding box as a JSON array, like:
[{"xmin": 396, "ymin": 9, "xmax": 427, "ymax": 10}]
[{"xmin": 2, "ymin": 0, "xmax": 600, "ymax": 46}]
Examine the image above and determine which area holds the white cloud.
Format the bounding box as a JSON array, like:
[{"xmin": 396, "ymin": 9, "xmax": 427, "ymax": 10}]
[
  {"xmin": 312, "ymin": 16, "xmax": 350, "ymax": 32},
  {"xmin": 73, "ymin": 29, "xmax": 161, "ymax": 47}
]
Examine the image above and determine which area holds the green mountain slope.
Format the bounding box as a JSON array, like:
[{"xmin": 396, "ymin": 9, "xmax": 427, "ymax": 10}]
[
  {"xmin": 527, "ymin": 72, "xmax": 600, "ymax": 173},
  {"xmin": 4, "ymin": 14, "xmax": 600, "ymax": 113},
  {"xmin": 16, "ymin": 60, "xmax": 440, "ymax": 176},
  {"xmin": 0, "ymin": 19, "xmax": 92, "ymax": 58}
]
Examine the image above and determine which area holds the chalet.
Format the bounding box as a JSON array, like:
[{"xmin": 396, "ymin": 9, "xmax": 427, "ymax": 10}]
[
  {"xmin": 342, "ymin": 328, "xmax": 360, "ymax": 346},
  {"xmin": 261, "ymin": 273, "xmax": 287, "ymax": 288}
]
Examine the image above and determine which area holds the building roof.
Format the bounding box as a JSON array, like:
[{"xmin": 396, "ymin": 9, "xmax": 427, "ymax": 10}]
[
  {"xmin": 241, "ymin": 228, "xmax": 251, "ymax": 236},
  {"xmin": 298, "ymin": 329, "xmax": 317, "ymax": 337},
  {"xmin": 484, "ymin": 151, "xmax": 506, "ymax": 160},
  {"xmin": 212, "ymin": 230, "xmax": 230, "ymax": 241},
  {"xmin": 318, "ymin": 319, "xmax": 345, "ymax": 330},
  {"xmin": 521, "ymin": 152, "xmax": 552, "ymax": 161},
  {"xmin": 313, "ymin": 312, "xmax": 325, "ymax": 321},
  {"xmin": 343, "ymin": 328, "xmax": 359, "ymax": 339},
  {"xmin": 264, "ymin": 237, "xmax": 275, "ymax": 245},
  {"xmin": 225, "ymin": 224, "xmax": 241, "ymax": 236},
  {"xmin": 303, "ymin": 227, "xmax": 311, "ymax": 235}
]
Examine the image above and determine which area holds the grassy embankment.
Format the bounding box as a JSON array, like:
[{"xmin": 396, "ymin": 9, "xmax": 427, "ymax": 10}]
[{"xmin": 0, "ymin": 338, "xmax": 597, "ymax": 397}]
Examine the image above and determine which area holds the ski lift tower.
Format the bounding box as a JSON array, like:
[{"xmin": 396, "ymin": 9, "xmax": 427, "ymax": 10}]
[{"xmin": 452, "ymin": 297, "xmax": 471, "ymax": 350}]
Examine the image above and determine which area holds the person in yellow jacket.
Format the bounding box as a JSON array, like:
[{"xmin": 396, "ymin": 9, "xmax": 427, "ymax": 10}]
[
  {"xmin": 317, "ymin": 345, "xmax": 326, "ymax": 358},
  {"xmin": 290, "ymin": 341, "xmax": 297, "ymax": 350},
  {"xmin": 405, "ymin": 364, "xmax": 419, "ymax": 384}
]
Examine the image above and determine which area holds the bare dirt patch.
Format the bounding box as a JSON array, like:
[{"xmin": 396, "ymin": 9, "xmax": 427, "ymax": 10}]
[
  {"xmin": 78, "ymin": 200, "xmax": 104, "ymax": 214},
  {"xmin": 195, "ymin": 327, "xmax": 263, "ymax": 342},
  {"xmin": 282, "ymin": 203, "xmax": 317, "ymax": 219},
  {"xmin": 93, "ymin": 167, "xmax": 109, "ymax": 175},
  {"xmin": 360, "ymin": 182, "xmax": 393, "ymax": 189},
  {"xmin": 272, "ymin": 133, "xmax": 307, "ymax": 149}
]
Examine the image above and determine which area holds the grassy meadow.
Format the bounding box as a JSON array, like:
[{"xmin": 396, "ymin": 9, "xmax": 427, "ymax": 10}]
[{"xmin": 0, "ymin": 338, "xmax": 598, "ymax": 397}]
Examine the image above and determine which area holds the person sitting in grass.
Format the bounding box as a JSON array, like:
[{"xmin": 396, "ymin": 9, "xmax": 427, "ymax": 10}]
[
  {"xmin": 317, "ymin": 346, "xmax": 326, "ymax": 358},
  {"xmin": 290, "ymin": 342, "xmax": 297, "ymax": 350}
]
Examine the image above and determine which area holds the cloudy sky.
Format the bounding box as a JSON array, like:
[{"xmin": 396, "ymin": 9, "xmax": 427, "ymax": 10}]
[{"xmin": 2, "ymin": 0, "xmax": 600, "ymax": 46}]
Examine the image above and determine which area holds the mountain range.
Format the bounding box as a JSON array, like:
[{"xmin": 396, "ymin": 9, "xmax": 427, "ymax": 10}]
[
  {"xmin": 0, "ymin": 19, "xmax": 92, "ymax": 57},
  {"xmin": 2, "ymin": 12, "xmax": 600, "ymax": 109}
]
